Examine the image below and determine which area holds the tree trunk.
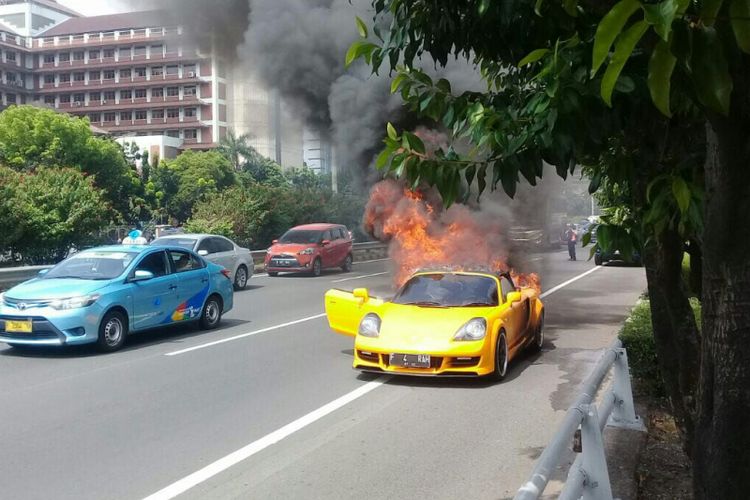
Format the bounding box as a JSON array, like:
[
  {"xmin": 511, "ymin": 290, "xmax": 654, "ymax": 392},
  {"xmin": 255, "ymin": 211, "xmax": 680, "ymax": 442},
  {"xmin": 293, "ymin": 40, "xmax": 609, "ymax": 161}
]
[
  {"xmin": 642, "ymin": 228, "xmax": 701, "ymax": 453},
  {"xmin": 693, "ymin": 66, "xmax": 750, "ymax": 496}
]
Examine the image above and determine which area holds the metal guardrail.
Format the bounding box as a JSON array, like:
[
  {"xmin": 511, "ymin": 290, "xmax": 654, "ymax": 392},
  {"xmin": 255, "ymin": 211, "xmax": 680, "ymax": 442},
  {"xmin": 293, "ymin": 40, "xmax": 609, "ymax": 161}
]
[
  {"xmin": 0, "ymin": 242, "xmax": 388, "ymax": 290},
  {"xmin": 514, "ymin": 339, "xmax": 645, "ymax": 500}
]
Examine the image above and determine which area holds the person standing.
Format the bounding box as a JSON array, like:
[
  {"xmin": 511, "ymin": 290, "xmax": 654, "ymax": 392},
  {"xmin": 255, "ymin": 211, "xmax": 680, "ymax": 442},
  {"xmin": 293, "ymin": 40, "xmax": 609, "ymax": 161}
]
[{"xmin": 565, "ymin": 224, "xmax": 577, "ymax": 261}]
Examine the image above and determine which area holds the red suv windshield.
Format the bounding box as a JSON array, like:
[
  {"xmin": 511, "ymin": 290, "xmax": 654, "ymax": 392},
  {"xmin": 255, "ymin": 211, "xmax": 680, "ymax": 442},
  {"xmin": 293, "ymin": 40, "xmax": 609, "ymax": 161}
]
[{"xmin": 278, "ymin": 230, "xmax": 323, "ymax": 244}]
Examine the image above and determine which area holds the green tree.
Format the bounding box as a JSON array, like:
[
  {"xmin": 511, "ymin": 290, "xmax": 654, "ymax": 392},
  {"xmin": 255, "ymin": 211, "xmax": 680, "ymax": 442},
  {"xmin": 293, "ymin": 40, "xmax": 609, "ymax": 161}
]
[
  {"xmin": 154, "ymin": 150, "xmax": 236, "ymax": 223},
  {"xmin": 286, "ymin": 166, "xmax": 329, "ymax": 190},
  {"xmin": 0, "ymin": 106, "xmax": 146, "ymax": 223},
  {"xmin": 0, "ymin": 165, "xmax": 111, "ymax": 263},
  {"xmin": 217, "ymin": 129, "xmax": 255, "ymax": 171},
  {"xmin": 242, "ymin": 154, "xmax": 288, "ymax": 187},
  {"xmin": 352, "ymin": 1, "xmax": 750, "ymax": 494}
]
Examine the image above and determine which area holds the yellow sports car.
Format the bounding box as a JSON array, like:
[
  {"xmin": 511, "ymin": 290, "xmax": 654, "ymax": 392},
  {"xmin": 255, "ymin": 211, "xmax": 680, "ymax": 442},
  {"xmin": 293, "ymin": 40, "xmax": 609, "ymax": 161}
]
[{"xmin": 324, "ymin": 270, "xmax": 544, "ymax": 379}]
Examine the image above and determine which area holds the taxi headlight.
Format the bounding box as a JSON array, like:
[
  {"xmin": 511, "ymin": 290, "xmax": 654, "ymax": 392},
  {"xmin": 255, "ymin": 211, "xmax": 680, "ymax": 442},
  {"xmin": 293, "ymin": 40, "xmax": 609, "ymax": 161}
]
[
  {"xmin": 50, "ymin": 294, "xmax": 100, "ymax": 310},
  {"xmin": 453, "ymin": 318, "xmax": 487, "ymax": 341},
  {"xmin": 358, "ymin": 313, "xmax": 381, "ymax": 338}
]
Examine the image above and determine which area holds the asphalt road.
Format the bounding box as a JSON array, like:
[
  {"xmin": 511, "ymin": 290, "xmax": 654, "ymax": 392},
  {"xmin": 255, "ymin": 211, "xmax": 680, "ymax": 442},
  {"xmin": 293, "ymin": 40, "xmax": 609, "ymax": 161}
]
[{"xmin": 0, "ymin": 250, "xmax": 646, "ymax": 500}]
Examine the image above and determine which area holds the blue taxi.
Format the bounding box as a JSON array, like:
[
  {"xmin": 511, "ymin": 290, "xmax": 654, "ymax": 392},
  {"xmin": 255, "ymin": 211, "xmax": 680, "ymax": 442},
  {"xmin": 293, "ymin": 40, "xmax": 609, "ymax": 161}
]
[{"xmin": 0, "ymin": 245, "xmax": 234, "ymax": 352}]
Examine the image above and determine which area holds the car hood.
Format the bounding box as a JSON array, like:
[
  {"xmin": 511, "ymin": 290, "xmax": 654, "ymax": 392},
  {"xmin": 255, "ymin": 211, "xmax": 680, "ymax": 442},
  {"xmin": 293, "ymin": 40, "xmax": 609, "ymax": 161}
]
[
  {"xmin": 269, "ymin": 243, "xmax": 315, "ymax": 255},
  {"xmin": 5, "ymin": 278, "xmax": 112, "ymax": 300},
  {"xmin": 377, "ymin": 303, "xmax": 489, "ymax": 345}
]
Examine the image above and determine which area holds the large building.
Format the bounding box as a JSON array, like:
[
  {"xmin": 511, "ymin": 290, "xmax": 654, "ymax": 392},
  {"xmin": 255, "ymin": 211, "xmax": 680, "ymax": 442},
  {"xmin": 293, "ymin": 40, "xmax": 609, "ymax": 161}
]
[{"xmin": 0, "ymin": 0, "xmax": 308, "ymax": 164}]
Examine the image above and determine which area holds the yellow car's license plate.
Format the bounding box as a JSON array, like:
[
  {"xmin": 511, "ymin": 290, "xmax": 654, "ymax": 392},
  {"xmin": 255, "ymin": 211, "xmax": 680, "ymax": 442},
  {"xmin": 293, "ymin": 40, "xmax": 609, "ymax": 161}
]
[{"xmin": 5, "ymin": 320, "xmax": 32, "ymax": 333}]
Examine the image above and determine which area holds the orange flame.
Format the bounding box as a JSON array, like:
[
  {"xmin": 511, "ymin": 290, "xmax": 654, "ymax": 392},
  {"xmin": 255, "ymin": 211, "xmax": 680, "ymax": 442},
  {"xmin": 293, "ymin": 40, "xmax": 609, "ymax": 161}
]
[{"xmin": 363, "ymin": 179, "xmax": 541, "ymax": 292}]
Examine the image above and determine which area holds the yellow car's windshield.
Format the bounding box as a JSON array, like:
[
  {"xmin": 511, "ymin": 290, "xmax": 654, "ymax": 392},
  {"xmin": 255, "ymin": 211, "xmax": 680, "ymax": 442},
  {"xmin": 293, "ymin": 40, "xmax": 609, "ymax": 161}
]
[{"xmin": 392, "ymin": 273, "xmax": 499, "ymax": 307}]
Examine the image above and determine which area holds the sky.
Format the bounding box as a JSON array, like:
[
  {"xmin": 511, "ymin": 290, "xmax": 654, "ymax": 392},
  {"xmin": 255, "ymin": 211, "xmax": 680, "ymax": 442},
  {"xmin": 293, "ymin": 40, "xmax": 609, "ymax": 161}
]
[{"xmin": 57, "ymin": 0, "xmax": 131, "ymax": 15}]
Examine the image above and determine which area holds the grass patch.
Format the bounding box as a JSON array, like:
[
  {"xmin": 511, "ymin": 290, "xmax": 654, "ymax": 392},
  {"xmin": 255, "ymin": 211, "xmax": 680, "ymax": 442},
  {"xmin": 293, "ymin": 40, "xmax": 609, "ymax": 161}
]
[{"xmin": 620, "ymin": 297, "xmax": 701, "ymax": 396}]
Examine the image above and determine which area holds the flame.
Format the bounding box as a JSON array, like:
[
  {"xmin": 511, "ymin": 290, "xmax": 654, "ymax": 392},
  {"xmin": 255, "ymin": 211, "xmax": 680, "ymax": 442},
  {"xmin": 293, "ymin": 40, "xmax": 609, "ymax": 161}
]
[{"xmin": 364, "ymin": 179, "xmax": 541, "ymax": 292}]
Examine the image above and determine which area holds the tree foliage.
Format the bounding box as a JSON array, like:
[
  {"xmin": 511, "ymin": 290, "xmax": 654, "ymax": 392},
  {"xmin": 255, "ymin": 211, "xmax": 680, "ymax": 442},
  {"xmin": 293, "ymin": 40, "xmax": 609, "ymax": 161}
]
[{"xmin": 217, "ymin": 129, "xmax": 255, "ymax": 171}]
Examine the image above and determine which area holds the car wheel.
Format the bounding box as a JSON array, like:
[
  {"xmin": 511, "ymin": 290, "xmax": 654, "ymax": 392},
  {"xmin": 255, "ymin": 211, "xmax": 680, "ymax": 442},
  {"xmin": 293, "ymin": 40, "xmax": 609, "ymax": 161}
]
[
  {"xmin": 200, "ymin": 295, "xmax": 223, "ymax": 330},
  {"xmin": 491, "ymin": 332, "xmax": 509, "ymax": 381},
  {"xmin": 97, "ymin": 310, "xmax": 128, "ymax": 352},
  {"xmin": 341, "ymin": 254, "xmax": 353, "ymax": 272},
  {"xmin": 529, "ymin": 312, "xmax": 544, "ymax": 353},
  {"xmin": 311, "ymin": 258, "xmax": 322, "ymax": 277},
  {"xmin": 234, "ymin": 265, "xmax": 248, "ymax": 290},
  {"xmin": 594, "ymin": 254, "xmax": 603, "ymax": 266},
  {"xmin": 267, "ymin": 271, "xmax": 278, "ymax": 277}
]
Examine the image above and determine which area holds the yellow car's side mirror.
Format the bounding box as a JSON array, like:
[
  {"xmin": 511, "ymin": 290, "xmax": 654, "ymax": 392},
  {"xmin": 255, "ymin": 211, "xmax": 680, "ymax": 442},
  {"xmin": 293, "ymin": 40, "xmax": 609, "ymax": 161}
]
[
  {"xmin": 353, "ymin": 288, "xmax": 370, "ymax": 303},
  {"xmin": 506, "ymin": 291, "xmax": 522, "ymax": 304}
]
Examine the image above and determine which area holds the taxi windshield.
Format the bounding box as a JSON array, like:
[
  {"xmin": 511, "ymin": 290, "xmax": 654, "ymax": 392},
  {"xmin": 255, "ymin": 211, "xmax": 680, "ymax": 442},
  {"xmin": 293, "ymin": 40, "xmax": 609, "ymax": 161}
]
[
  {"xmin": 43, "ymin": 251, "xmax": 138, "ymax": 280},
  {"xmin": 392, "ymin": 273, "xmax": 499, "ymax": 307}
]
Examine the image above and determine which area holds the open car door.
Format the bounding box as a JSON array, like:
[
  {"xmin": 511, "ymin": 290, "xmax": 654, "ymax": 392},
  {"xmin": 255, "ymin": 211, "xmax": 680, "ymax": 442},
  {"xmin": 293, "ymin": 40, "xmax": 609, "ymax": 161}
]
[{"xmin": 324, "ymin": 288, "xmax": 383, "ymax": 336}]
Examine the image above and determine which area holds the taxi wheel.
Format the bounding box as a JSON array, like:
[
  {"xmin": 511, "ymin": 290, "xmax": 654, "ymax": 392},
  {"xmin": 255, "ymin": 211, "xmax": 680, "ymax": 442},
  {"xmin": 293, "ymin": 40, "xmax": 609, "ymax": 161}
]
[
  {"xmin": 341, "ymin": 254, "xmax": 353, "ymax": 272},
  {"xmin": 492, "ymin": 332, "xmax": 509, "ymax": 382},
  {"xmin": 311, "ymin": 258, "xmax": 322, "ymax": 277},
  {"xmin": 97, "ymin": 310, "xmax": 128, "ymax": 352},
  {"xmin": 200, "ymin": 295, "xmax": 223, "ymax": 330},
  {"xmin": 234, "ymin": 265, "xmax": 248, "ymax": 290}
]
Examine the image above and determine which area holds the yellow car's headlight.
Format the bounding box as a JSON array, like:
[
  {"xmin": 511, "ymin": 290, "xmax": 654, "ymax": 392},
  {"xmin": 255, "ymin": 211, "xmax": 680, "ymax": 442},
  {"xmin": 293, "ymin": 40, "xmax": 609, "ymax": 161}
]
[
  {"xmin": 453, "ymin": 318, "xmax": 487, "ymax": 341},
  {"xmin": 358, "ymin": 313, "xmax": 381, "ymax": 337}
]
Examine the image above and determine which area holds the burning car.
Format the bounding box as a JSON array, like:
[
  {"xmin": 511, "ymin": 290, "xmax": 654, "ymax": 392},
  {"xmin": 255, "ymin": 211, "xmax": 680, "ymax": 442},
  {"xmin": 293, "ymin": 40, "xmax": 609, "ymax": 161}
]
[{"xmin": 324, "ymin": 270, "xmax": 544, "ymax": 379}]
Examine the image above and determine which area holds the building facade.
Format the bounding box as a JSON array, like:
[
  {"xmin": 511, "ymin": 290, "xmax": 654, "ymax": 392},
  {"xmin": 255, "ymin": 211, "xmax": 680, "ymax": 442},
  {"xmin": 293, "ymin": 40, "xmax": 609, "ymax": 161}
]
[{"xmin": 0, "ymin": 1, "xmax": 234, "ymax": 152}]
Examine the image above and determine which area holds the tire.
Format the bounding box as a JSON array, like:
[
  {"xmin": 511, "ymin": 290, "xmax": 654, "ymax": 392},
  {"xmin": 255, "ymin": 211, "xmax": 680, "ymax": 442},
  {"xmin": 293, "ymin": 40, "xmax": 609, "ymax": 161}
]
[
  {"xmin": 267, "ymin": 271, "xmax": 278, "ymax": 277},
  {"xmin": 529, "ymin": 312, "xmax": 544, "ymax": 353},
  {"xmin": 96, "ymin": 310, "xmax": 128, "ymax": 352},
  {"xmin": 200, "ymin": 295, "xmax": 223, "ymax": 330},
  {"xmin": 233, "ymin": 265, "xmax": 248, "ymax": 290},
  {"xmin": 341, "ymin": 254, "xmax": 353, "ymax": 272},
  {"xmin": 594, "ymin": 254, "xmax": 603, "ymax": 266},
  {"xmin": 491, "ymin": 332, "xmax": 509, "ymax": 381},
  {"xmin": 311, "ymin": 258, "xmax": 322, "ymax": 277}
]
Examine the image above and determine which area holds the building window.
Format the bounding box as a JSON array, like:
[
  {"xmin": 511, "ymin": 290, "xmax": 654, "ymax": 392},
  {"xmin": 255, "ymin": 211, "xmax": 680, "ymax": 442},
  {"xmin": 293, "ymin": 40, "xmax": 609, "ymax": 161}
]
[
  {"xmin": 135, "ymin": 88, "xmax": 147, "ymax": 98},
  {"xmin": 119, "ymin": 47, "xmax": 131, "ymax": 59},
  {"xmin": 89, "ymin": 70, "xmax": 100, "ymax": 81},
  {"xmin": 60, "ymin": 94, "xmax": 71, "ymax": 103},
  {"xmin": 44, "ymin": 95, "xmax": 55, "ymax": 104},
  {"xmin": 167, "ymin": 108, "xmax": 179, "ymax": 118},
  {"xmin": 166, "ymin": 65, "xmax": 178, "ymax": 75},
  {"xmin": 150, "ymin": 44, "xmax": 163, "ymax": 55},
  {"xmin": 89, "ymin": 50, "xmax": 100, "ymax": 60},
  {"xmin": 104, "ymin": 90, "xmax": 115, "ymax": 101},
  {"xmin": 90, "ymin": 91, "xmax": 101, "ymax": 101},
  {"xmin": 184, "ymin": 64, "xmax": 196, "ymax": 77},
  {"xmin": 120, "ymin": 68, "xmax": 131, "ymax": 78},
  {"xmin": 120, "ymin": 89, "xmax": 132, "ymax": 99},
  {"xmin": 184, "ymin": 107, "xmax": 196, "ymax": 118},
  {"xmin": 7, "ymin": 93, "xmax": 16, "ymax": 103},
  {"xmin": 59, "ymin": 53, "xmax": 69, "ymax": 62},
  {"xmin": 135, "ymin": 67, "xmax": 146, "ymax": 77},
  {"xmin": 135, "ymin": 110, "xmax": 147, "ymax": 120},
  {"xmin": 44, "ymin": 74, "xmax": 55, "ymax": 84},
  {"xmin": 88, "ymin": 113, "xmax": 101, "ymax": 122},
  {"xmin": 103, "ymin": 48, "xmax": 115, "ymax": 58},
  {"xmin": 120, "ymin": 111, "xmax": 132, "ymax": 121},
  {"xmin": 166, "ymin": 129, "xmax": 179, "ymax": 138},
  {"xmin": 166, "ymin": 86, "xmax": 179, "ymax": 97},
  {"xmin": 183, "ymin": 86, "xmax": 196, "ymax": 97},
  {"xmin": 134, "ymin": 46, "xmax": 147, "ymax": 56},
  {"xmin": 152, "ymin": 109, "xmax": 164, "ymax": 119},
  {"xmin": 59, "ymin": 73, "xmax": 70, "ymax": 83},
  {"xmin": 7, "ymin": 52, "xmax": 17, "ymax": 62},
  {"xmin": 184, "ymin": 129, "xmax": 197, "ymax": 140},
  {"xmin": 151, "ymin": 66, "xmax": 163, "ymax": 77},
  {"xmin": 119, "ymin": 30, "xmax": 131, "ymax": 37},
  {"xmin": 73, "ymin": 93, "xmax": 85, "ymax": 103},
  {"xmin": 44, "ymin": 54, "xmax": 55, "ymax": 63},
  {"xmin": 74, "ymin": 72, "xmax": 85, "ymax": 82},
  {"xmin": 152, "ymin": 87, "xmax": 164, "ymax": 98},
  {"xmin": 74, "ymin": 51, "xmax": 84, "ymax": 61},
  {"xmin": 103, "ymin": 70, "xmax": 115, "ymax": 80},
  {"xmin": 104, "ymin": 112, "xmax": 116, "ymax": 122}
]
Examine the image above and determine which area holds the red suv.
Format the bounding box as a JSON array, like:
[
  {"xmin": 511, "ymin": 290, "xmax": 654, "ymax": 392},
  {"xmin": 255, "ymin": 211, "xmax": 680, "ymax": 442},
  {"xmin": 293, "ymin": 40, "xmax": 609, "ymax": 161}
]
[{"xmin": 265, "ymin": 223, "xmax": 353, "ymax": 277}]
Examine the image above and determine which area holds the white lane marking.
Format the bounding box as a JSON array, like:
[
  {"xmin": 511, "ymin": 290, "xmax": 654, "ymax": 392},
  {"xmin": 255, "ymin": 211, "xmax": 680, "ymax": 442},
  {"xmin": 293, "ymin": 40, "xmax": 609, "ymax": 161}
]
[
  {"xmin": 354, "ymin": 257, "xmax": 390, "ymax": 264},
  {"xmin": 331, "ymin": 271, "xmax": 389, "ymax": 283},
  {"xmin": 252, "ymin": 273, "xmax": 268, "ymax": 278},
  {"xmin": 540, "ymin": 266, "xmax": 602, "ymax": 299},
  {"xmin": 164, "ymin": 314, "xmax": 327, "ymax": 356},
  {"xmin": 142, "ymin": 377, "xmax": 388, "ymax": 500}
]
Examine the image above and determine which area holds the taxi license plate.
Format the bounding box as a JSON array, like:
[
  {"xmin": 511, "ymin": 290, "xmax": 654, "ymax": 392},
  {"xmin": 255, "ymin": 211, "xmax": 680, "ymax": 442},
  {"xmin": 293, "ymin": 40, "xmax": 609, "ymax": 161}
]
[
  {"xmin": 389, "ymin": 353, "xmax": 430, "ymax": 368},
  {"xmin": 5, "ymin": 320, "xmax": 32, "ymax": 333}
]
